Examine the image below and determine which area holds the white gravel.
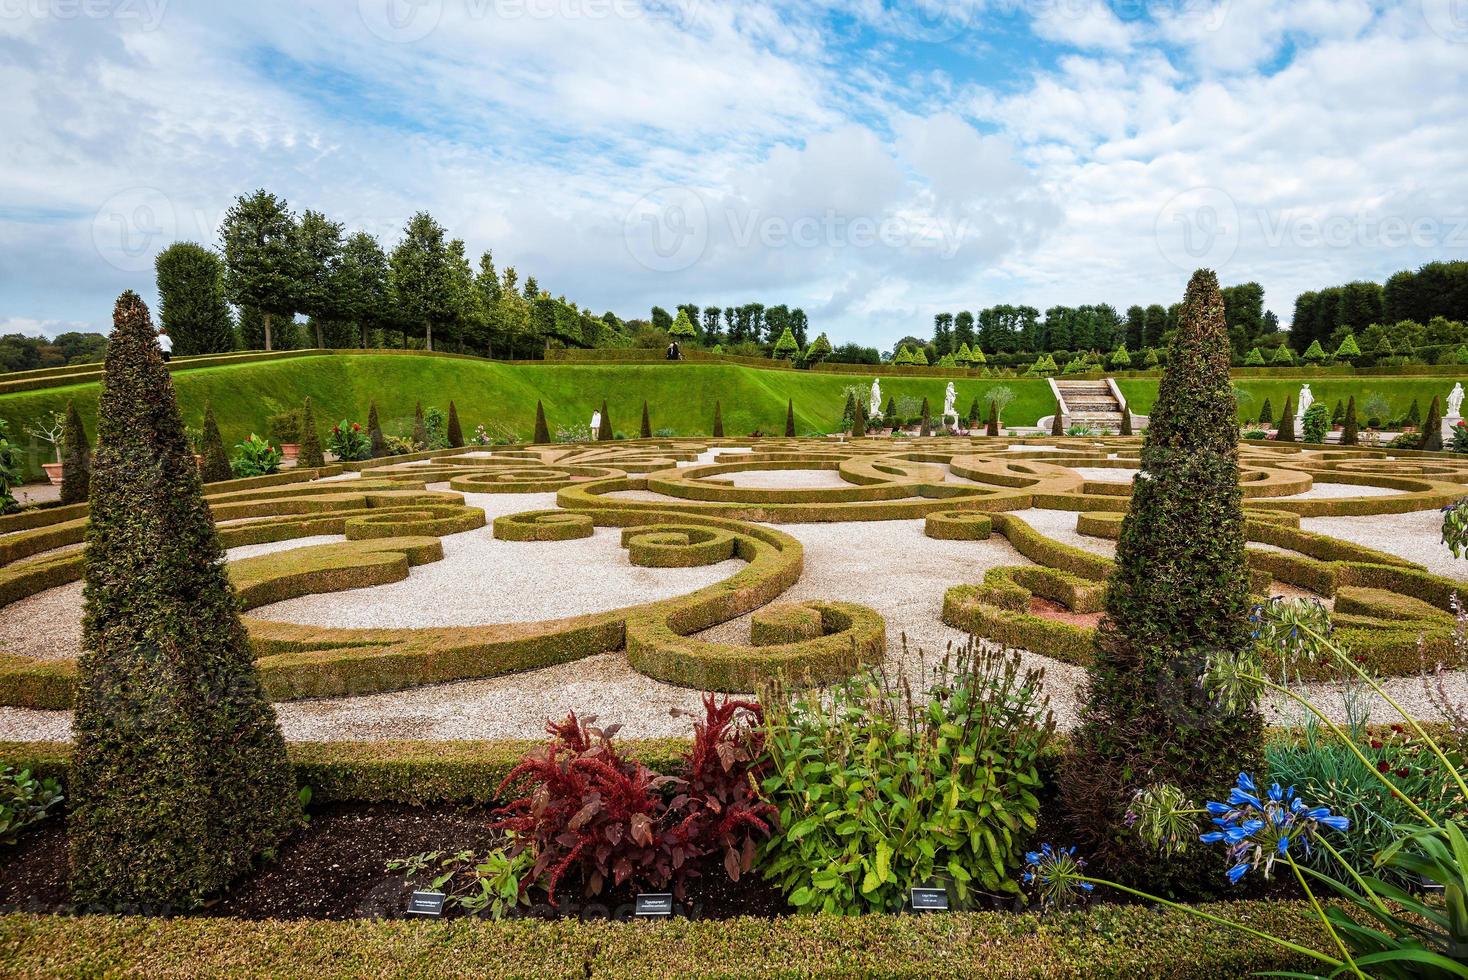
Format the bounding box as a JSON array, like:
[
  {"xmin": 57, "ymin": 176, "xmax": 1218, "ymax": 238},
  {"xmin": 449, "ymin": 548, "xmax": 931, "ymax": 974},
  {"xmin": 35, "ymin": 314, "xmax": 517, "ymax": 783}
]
[
  {"xmin": 1072, "ymin": 467, "xmax": 1138, "ymax": 483},
  {"xmin": 1282, "ymin": 482, "xmax": 1403, "ymax": 499},
  {"xmin": 721, "ymin": 470, "xmax": 852, "ymax": 489},
  {"xmin": 1301, "ymin": 508, "xmax": 1467, "ymax": 579}
]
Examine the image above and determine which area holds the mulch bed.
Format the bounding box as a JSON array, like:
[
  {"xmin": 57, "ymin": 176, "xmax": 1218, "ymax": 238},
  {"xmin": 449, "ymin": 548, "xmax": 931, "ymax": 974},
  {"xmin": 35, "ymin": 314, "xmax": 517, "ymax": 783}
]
[
  {"xmin": 0, "ymin": 804, "xmax": 788, "ymax": 922},
  {"xmin": 1029, "ymin": 596, "xmax": 1104, "ymax": 628}
]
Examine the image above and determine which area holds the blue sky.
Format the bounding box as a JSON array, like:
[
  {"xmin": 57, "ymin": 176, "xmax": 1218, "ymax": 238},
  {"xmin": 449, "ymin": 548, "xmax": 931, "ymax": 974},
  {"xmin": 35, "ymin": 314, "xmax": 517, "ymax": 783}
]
[{"xmin": 2, "ymin": 0, "xmax": 1467, "ymax": 347}]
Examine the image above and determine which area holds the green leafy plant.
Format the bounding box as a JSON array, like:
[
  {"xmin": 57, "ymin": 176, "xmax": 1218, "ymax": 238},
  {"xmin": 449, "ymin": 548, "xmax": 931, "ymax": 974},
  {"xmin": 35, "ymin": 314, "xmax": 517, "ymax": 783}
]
[
  {"xmin": 0, "ymin": 766, "xmax": 63, "ymax": 845},
  {"xmin": 266, "ymin": 409, "xmax": 301, "ymax": 444},
  {"xmin": 0, "ymin": 421, "xmax": 24, "ymax": 514},
  {"xmin": 229, "ymin": 433, "xmax": 282, "ymax": 477},
  {"xmin": 1302, "ymin": 403, "xmax": 1331, "ymax": 444},
  {"xmin": 327, "ymin": 420, "xmax": 371, "ymax": 461},
  {"xmin": 759, "ymin": 640, "xmax": 1054, "ymax": 914},
  {"xmin": 423, "ymin": 406, "xmax": 449, "ymax": 449},
  {"xmin": 387, "ymin": 847, "xmax": 534, "ymax": 919}
]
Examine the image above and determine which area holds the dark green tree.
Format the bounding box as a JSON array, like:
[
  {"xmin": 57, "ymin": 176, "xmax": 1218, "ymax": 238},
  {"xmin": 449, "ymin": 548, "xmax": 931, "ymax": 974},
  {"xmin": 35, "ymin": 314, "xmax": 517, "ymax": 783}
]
[
  {"xmin": 1341, "ymin": 396, "xmax": 1359, "ymax": 446},
  {"xmin": 919, "ymin": 397, "xmax": 931, "ymax": 437},
  {"xmin": 412, "ymin": 401, "xmax": 428, "ymax": 448},
  {"xmin": 298, "ymin": 397, "xmax": 324, "ymax": 469},
  {"xmin": 199, "ymin": 403, "xmax": 231, "ymax": 483},
  {"xmin": 155, "ymin": 243, "xmax": 234, "ymax": 355},
  {"xmin": 1120, "ymin": 405, "xmax": 1133, "ymax": 436},
  {"xmin": 1407, "ymin": 399, "xmax": 1422, "ymax": 428},
  {"xmin": 367, "ymin": 401, "xmax": 387, "ymax": 457},
  {"xmin": 640, "ymin": 401, "xmax": 652, "ymax": 439},
  {"xmin": 533, "ymin": 401, "xmax": 550, "ymax": 444},
  {"xmin": 446, "ymin": 401, "xmax": 464, "ymax": 448},
  {"xmin": 219, "ymin": 190, "xmax": 300, "ymax": 352},
  {"xmin": 295, "ymin": 210, "xmax": 345, "ymax": 349},
  {"xmin": 1062, "ymin": 269, "xmax": 1260, "ymax": 888},
  {"xmin": 1258, "ymin": 398, "xmax": 1273, "ymax": 425},
  {"xmin": 884, "ymin": 396, "xmax": 896, "ymax": 421},
  {"xmin": 337, "ymin": 232, "xmax": 390, "ymax": 347},
  {"xmin": 785, "ymin": 399, "xmax": 795, "ymax": 437},
  {"xmin": 1051, "ymin": 400, "xmax": 1064, "ymax": 436},
  {"xmin": 389, "ymin": 212, "xmax": 454, "ymax": 351},
  {"xmin": 1276, "ymin": 395, "xmax": 1296, "ymax": 441},
  {"xmin": 853, "ymin": 402, "xmax": 866, "ymax": 438},
  {"xmin": 1423, "ymin": 396, "xmax": 1444, "ymax": 451},
  {"xmin": 59, "ymin": 400, "xmax": 91, "ymax": 505},
  {"xmin": 713, "ymin": 401, "xmax": 724, "ymax": 438},
  {"xmin": 986, "ymin": 399, "xmax": 999, "ymax": 436},
  {"xmin": 68, "ymin": 291, "xmax": 298, "ymax": 907},
  {"xmin": 967, "ymin": 397, "xmax": 980, "ymax": 428},
  {"xmin": 1331, "ymin": 400, "xmax": 1345, "ymax": 426},
  {"xmin": 598, "ymin": 399, "xmax": 612, "ymax": 441}
]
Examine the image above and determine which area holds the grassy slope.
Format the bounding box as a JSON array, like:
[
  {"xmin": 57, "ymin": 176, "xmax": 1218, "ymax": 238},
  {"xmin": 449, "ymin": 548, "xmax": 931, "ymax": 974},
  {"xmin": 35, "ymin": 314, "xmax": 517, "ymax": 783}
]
[{"xmin": 0, "ymin": 352, "xmax": 1460, "ymax": 477}]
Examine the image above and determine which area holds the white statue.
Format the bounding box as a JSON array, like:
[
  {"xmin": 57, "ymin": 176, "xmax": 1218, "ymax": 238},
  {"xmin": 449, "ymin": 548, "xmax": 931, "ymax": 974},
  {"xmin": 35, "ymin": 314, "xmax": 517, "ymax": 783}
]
[
  {"xmin": 1449, "ymin": 383, "xmax": 1464, "ymax": 419},
  {"xmin": 590, "ymin": 410, "xmax": 601, "ymax": 438},
  {"xmin": 1296, "ymin": 384, "xmax": 1313, "ymax": 419},
  {"xmin": 869, "ymin": 379, "xmax": 883, "ymax": 419},
  {"xmin": 942, "ymin": 382, "xmax": 957, "ymax": 420}
]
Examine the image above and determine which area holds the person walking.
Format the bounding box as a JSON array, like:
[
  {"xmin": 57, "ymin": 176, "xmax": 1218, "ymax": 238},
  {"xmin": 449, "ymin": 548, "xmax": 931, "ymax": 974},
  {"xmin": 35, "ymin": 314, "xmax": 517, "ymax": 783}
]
[{"xmin": 157, "ymin": 327, "xmax": 173, "ymax": 362}]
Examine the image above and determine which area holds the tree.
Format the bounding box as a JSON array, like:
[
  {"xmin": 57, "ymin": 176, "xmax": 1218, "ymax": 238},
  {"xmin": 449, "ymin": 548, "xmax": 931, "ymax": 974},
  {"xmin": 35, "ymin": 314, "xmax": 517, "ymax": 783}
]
[
  {"xmin": 1302, "ymin": 403, "xmax": 1331, "ymax": 444},
  {"xmin": 1244, "ymin": 347, "xmax": 1265, "ymax": 366},
  {"xmin": 337, "ymin": 232, "xmax": 390, "ymax": 348},
  {"xmin": 853, "ymin": 402, "xmax": 866, "ymax": 438},
  {"xmin": 919, "ymin": 397, "xmax": 931, "ymax": 437},
  {"xmin": 1331, "ymin": 400, "xmax": 1345, "ymax": 426},
  {"xmin": 199, "ymin": 403, "xmax": 232, "ymax": 483},
  {"xmin": 59, "ymin": 401, "xmax": 91, "ymax": 505},
  {"xmin": 1341, "ymin": 396, "xmax": 1359, "ymax": 446},
  {"xmin": 785, "ymin": 399, "xmax": 795, "ymax": 437},
  {"xmin": 1302, "ymin": 339, "xmax": 1327, "ymax": 363},
  {"xmin": 712, "ymin": 401, "xmax": 724, "ymax": 438},
  {"xmin": 651, "ymin": 307, "xmax": 672, "ymax": 332},
  {"xmin": 1334, "ymin": 332, "xmax": 1362, "ymax": 363},
  {"xmin": 668, "ymin": 309, "xmax": 697, "ymax": 343},
  {"xmin": 1258, "ymin": 398, "xmax": 1273, "ymax": 425},
  {"xmin": 1051, "ymin": 399, "xmax": 1064, "ymax": 437},
  {"xmin": 446, "ymin": 401, "xmax": 464, "ymax": 448},
  {"xmin": 1109, "ymin": 344, "xmax": 1131, "ymax": 369},
  {"xmin": 805, "ymin": 332, "xmax": 833, "ymax": 365},
  {"xmin": 155, "ymin": 243, "xmax": 234, "ymax": 355},
  {"xmin": 986, "ymin": 399, "xmax": 999, "ymax": 436},
  {"xmin": 1276, "ymin": 395, "xmax": 1296, "ymax": 441},
  {"xmin": 841, "ymin": 391, "xmax": 858, "ymax": 432},
  {"xmin": 295, "ymin": 210, "xmax": 345, "ymax": 349},
  {"xmin": 598, "ymin": 398, "xmax": 612, "ymax": 441},
  {"xmin": 640, "ymin": 401, "xmax": 652, "ymax": 439},
  {"xmin": 68, "ymin": 291, "xmax": 298, "ymax": 907},
  {"xmin": 298, "ymin": 397, "xmax": 324, "ymax": 468},
  {"xmin": 220, "ymin": 190, "xmax": 300, "ymax": 352},
  {"xmin": 389, "ymin": 212, "xmax": 454, "ymax": 351},
  {"xmin": 1271, "ymin": 345, "xmax": 1295, "ymax": 366},
  {"xmin": 1120, "ymin": 405, "xmax": 1133, "ymax": 436},
  {"xmin": 533, "ymin": 401, "xmax": 550, "ymax": 444},
  {"xmin": 1423, "ymin": 396, "xmax": 1444, "ymax": 451},
  {"xmin": 367, "ymin": 402, "xmax": 387, "ymax": 457},
  {"xmin": 413, "ymin": 401, "xmax": 428, "ymax": 448},
  {"xmin": 1063, "ymin": 269, "xmax": 1259, "ymax": 889},
  {"xmin": 772, "ymin": 327, "xmax": 799, "ymax": 360}
]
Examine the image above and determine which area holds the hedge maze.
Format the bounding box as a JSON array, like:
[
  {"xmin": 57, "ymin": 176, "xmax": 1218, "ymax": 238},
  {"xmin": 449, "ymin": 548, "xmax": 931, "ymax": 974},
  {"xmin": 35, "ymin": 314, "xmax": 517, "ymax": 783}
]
[{"xmin": 0, "ymin": 435, "xmax": 1465, "ymax": 713}]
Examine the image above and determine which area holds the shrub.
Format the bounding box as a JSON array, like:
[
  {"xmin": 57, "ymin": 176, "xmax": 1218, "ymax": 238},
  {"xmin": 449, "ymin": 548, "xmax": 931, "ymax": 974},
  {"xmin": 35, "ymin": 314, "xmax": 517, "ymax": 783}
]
[
  {"xmin": 327, "ymin": 420, "xmax": 371, "ymax": 461},
  {"xmin": 266, "ymin": 409, "xmax": 301, "ymax": 444},
  {"xmin": 1302, "ymin": 339, "xmax": 1326, "ymax": 363},
  {"xmin": 59, "ymin": 401, "xmax": 91, "ymax": 506},
  {"xmin": 533, "ymin": 400, "xmax": 550, "ymax": 444},
  {"xmin": 1276, "ymin": 394, "xmax": 1296, "ymax": 442},
  {"xmin": 0, "ymin": 765, "xmax": 63, "ymax": 845},
  {"xmin": 596, "ymin": 398, "xmax": 612, "ymax": 441},
  {"xmin": 1244, "ymin": 347, "xmax": 1265, "ymax": 366},
  {"xmin": 1341, "ymin": 396, "xmax": 1359, "ymax": 446},
  {"xmin": 919, "ymin": 397, "xmax": 931, "ymax": 437},
  {"xmin": 1143, "ymin": 347, "xmax": 1160, "ymax": 368},
  {"xmin": 1406, "ymin": 398, "xmax": 1422, "ymax": 427},
  {"xmin": 446, "ymin": 401, "xmax": 464, "ymax": 448},
  {"xmin": 1109, "ymin": 344, "xmax": 1131, "ymax": 368},
  {"xmin": 230, "ymin": 433, "xmax": 283, "ymax": 477},
  {"xmin": 1334, "ymin": 332, "xmax": 1361, "ymax": 362},
  {"xmin": 1272, "ymin": 345, "xmax": 1295, "ymax": 366},
  {"xmin": 367, "ymin": 401, "xmax": 387, "ymax": 457},
  {"xmin": 1331, "ymin": 400, "xmax": 1344, "ymax": 426},
  {"xmin": 1258, "ymin": 398, "xmax": 1273, "ymax": 425},
  {"xmin": 713, "ymin": 400, "xmax": 724, "ymax": 437},
  {"xmin": 0, "ymin": 422, "xmax": 21, "ymax": 516},
  {"xmin": 69, "ymin": 291, "xmax": 299, "ymax": 908},
  {"xmin": 1423, "ymin": 395, "xmax": 1444, "ymax": 451},
  {"xmin": 298, "ymin": 397, "xmax": 325, "ymax": 469},
  {"xmin": 759, "ymin": 642, "xmax": 1054, "ymax": 914},
  {"xmin": 785, "ymin": 399, "xmax": 795, "ymax": 437},
  {"xmin": 198, "ymin": 403, "xmax": 232, "ymax": 483},
  {"xmin": 1121, "ymin": 405, "xmax": 1133, "ymax": 436},
  {"xmin": 1302, "ymin": 403, "xmax": 1330, "ymax": 444},
  {"xmin": 640, "ymin": 401, "xmax": 652, "ymax": 439},
  {"xmin": 1063, "ymin": 269, "xmax": 1261, "ymax": 891},
  {"xmin": 423, "ymin": 406, "xmax": 448, "ymax": 449},
  {"xmin": 986, "ymin": 398, "xmax": 999, "ymax": 437},
  {"xmin": 412, "ymin": 401, "xmax": 428, "ymax": 449},
  {"xmin": 1051, "ymin": 399, "xmax": 1064, "ymax": 437}
]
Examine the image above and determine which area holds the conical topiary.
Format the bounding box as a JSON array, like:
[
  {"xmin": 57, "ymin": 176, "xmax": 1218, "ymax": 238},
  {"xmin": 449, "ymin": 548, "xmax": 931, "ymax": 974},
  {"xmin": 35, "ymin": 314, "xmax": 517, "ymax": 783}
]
[
  {"xmin": 640, "ymin": 401, "xmax": 652, "ymax": 439},
  {"xmin": 367, "ymin": 402, "xmax": 387, "ymax": 458},
  {"xmin": 533, "ymin": 401, "xmax": 550, "ymax": 444},
  {"xmin": 1051, "ymin": 399, "xmax": 1065, "ymax": 437},
  {"xmin": 298, "ymin": 397, "xmax": 325, "ymax": 469},
  {"xmin": 412, "ymin": 401, "xmax": 428, "ymax": 449},
  {"xmin": 1341, "ymin": 395, "xmax": 1359, "ymax": 446},
  {"xmin": 59, "ymin": 400, "xmax": 91, "ymax": 505},
  {"xmin": 598, "ymin": 399, "xmax": 613, "ymax": 441},
  {"xmin": 967, "ymin": 398, "xmax": 980, "ymax": 428},
  {"xmin": 986, "ymin": 399, "xmax": 999, "ymax": 437},
  {"xmin": 1120, "ymin": 404, "xmax": 1133, "ymax": 436},
  {"xmin": 1423, "ymin": 396, "xmax": 1444, "ymax": 451},
  {"xmin": 884, "ymin": 396, "xmax": 896, "ymax": 421},
  {"xmin": 68, "ymin": 291, "xmax": 299, "ymax": 908},
  {"xmin": 712, "ymin": 401, "xmax": 724, "ymax": 438},
  {"xmin": 785, "ymin": 399, "xmax": 795, "ymax": 437},
  {"xmin": 1062, "ymin": 269, "xmax": 1260, "ymax": 891},
  {"xmin": 841, "ymin": 391, "xmax": 857, "ymax": 432},
  {"xmin": 199, "ymin": 403, "xmax": 232, "ymax": 483},
  {"xmin": 1276, "ymin": 395, "xmax": 1296, "ymax": 442},
  {"xmin": 853, "ymin": 402, "xmax": 866, "ymax": 438},
  {"xmin": 1258, "ymin": 398, "xmax": 1272, "ymax": 425},
  {"xmin": 446, "ymin": 401, "xmax": 464, "ymax": 448},
  {"xmin": 919, "ymin": 397, "xmax": 931, "ymax": 437}
]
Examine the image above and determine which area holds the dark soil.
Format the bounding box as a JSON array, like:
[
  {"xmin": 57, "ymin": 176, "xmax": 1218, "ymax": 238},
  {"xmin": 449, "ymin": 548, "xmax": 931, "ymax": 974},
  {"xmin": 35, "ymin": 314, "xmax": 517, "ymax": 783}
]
[{"xmin": 0, "ymin": 803, "xmax": 788, "ymax": 921}]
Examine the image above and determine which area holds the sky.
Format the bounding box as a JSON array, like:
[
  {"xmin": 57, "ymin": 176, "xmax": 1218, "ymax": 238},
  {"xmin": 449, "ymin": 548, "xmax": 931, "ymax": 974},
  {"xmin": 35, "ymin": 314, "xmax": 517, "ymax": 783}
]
[{"xmin": 2, "ymin": 0, "xmax": 1467, "ymax": 348}]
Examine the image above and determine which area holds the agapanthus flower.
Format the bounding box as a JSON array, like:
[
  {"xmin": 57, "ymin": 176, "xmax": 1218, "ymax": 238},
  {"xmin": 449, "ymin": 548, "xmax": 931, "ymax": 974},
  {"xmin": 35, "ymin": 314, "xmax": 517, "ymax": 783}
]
[
  {"xmin": 1200, "ymin": 773, "xmax": 1349, "ymax": 884},
  {"xmin": 1023, "ymin": 843, "xmax": 1093, "ymax": 910}
]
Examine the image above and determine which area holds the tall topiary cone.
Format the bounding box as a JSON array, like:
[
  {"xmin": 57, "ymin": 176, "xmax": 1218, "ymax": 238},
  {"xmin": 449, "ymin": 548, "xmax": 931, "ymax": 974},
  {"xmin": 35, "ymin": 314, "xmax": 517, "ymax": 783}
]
[
  {"xmin": 712, "ymin": 401, "xmax": 724, "ymax": 437},
  {"xmin": 297, "ymin": 397, "xmax": 324, "ymax": 469},
  {"xmin": 59, "ymin": 400, "xmax": 91, "ymax": 505},
  {"xmin": 640, "ymin": 401, "xmax": 652, "ymax": 439},
  {"xmin": 199, "ymin": 402, "xmax": 232, "ymax": 483},
  {"xmin": 1062, "ymin": 270, "xmax": 1260, "ymax": 890},
  {"xmin": 598, "ymin": 398, "xmax": 613, "ymax": 441},
  {"xmin": 69, "ymin": 292, "xmax": 298, "ymax": 908},
  {"xmin": 1120, "ymin": 404, "xmax": 1133, "ymax": 436},
  {"xmin": 853, "ymin": 402, "xmax": 867, "ymax": 438},
  {"xmin": 367, "ymin": 401, "xmax": 387, "ymax": 458},
  {"xmin": 446, "ymin": 401, "xmax": 464, "ymax": 448},
  {"xmin": 1276, "ymin": 395, "xmax": 1296, "ymax": 442},
  {"xmin": 1051, "ymin": 399, "xmax": 1065, "ymax": 437},
  {"xmin": 919, "ymin": 397, "xmax": 931, "ymax": 437},
  {"xmin": 785, "ymin": 399, "xmax": 795, "ymax": 437},
  {"xmin": 412, "ymin": 401, "xmax": 428, "ymax": 448},
  {"xmin": 533, "ymin": 401, "xmax": 550, "ymax": 444},
  {"xmin": 985, "ymin": 399, "xmax": 999, "ymax": 437},
  {"xmin": 1423, "ymin": 396, "xmax": 1444, "ymax": 451},
  {"xmin": 1341, "ymin": 396, "xmax": 1359, "ymax": 446}
]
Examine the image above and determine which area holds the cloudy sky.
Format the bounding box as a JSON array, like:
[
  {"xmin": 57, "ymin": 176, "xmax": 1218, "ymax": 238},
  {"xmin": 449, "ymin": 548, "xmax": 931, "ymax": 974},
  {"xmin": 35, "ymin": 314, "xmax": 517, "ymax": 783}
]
[{"xmin": 2, "ymin": 0, "xmax": 1466, "ymax": 346}]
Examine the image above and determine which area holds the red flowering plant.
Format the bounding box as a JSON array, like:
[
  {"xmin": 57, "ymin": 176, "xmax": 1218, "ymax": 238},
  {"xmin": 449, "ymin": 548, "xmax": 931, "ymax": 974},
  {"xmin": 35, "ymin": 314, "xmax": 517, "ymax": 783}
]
[
  {"xmin": 494, "ymin": 696, "xmax": 776, "ymax": 905},
  {"xmin": 326, "ymin": 418, "xmax": 371, "ymax": 461}
]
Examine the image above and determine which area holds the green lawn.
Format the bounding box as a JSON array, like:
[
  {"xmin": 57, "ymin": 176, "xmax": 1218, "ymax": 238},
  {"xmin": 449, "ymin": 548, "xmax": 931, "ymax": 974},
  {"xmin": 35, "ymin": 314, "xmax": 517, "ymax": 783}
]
[{"xmin": 0, "ymin": 352, "xmax": 1462, "ymax": 478}]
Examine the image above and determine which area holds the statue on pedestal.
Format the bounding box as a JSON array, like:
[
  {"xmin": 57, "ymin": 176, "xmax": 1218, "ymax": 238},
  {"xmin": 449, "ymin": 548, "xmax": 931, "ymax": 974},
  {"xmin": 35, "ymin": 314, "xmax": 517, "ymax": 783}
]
[{"xmin": 869, "ymin": 379, "xmax": 883, "ymax": 419}]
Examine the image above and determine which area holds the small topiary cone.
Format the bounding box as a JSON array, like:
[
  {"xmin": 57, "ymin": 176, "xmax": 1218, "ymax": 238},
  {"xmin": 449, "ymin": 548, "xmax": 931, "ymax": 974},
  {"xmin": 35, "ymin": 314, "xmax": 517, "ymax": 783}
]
[
  {"xmin": 712, "ymin": 401, "xmax": 724, "ymax": 438},
  {"xmin": 446, "ymin": 401, "xmax": 464, "ymax": 448},
  {"xmin": 853, "ymin": 402, "xmax": 866, "ymax": 438},
  {"xmin": 640, "ymin": 401, "xmax": 651, "ymax": 439},
  {"xmin": 297, "ymin": 397, "xmax": 325, "ymax": 469},
  {"xmin": 533, "ymin": 401, "xmax": 550, "ymax": 444},
  {"xmin": 598, "ymin": 399, "xmax": 613, "ymax": 441},
  {"xmin": 367, "ymin": 402, "xmax": 387, "ymax": 458},
  {"xmin": 1120, "ymin": 405, "xmax": 1133, "ymax": 436},
  {"xmin": 919, "ymin": 397, "xmax": 931, "ymax": 437},
  {"xmin": 1276, "ymin": 395, "xmax": 1295, "ymax": 442},
  {"xmin": 1051, "ymin": 399, "xmax": 1064, "ymax": 437},
  {"xmin": 985, "ymin": 399, "xmax": 999, "ymax": 437},
  {"xmin": 412, "ymin": 401, "xmax": 428, "ymax": 448},
  {"xmin": 199, "ymin": 402, "xmax": 232, "ymax": 483},
  {"xmin": 1423, "ymin": 396, "xmax": 1444, "ymax": 451},
  {"xmin": 785, "ymin": 399, "xmax": 795, "ymax": 437},
  {"xmin": 59, "ymin": 400, "xmax": 91, "ymax": 505},
  {"xmin": 1340, "ymin": 396, "xmax": 1358, "ymax": 446}
]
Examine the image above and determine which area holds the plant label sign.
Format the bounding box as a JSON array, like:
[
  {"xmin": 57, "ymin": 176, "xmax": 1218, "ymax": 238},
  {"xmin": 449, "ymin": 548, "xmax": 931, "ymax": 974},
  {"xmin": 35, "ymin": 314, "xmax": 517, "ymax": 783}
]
[
  {"xmin": 634, "ymin": 893, "xmax": 674, "ymax": 917},
  {"xmin": 910, "ymin": 887, "xmax": 949, "ymax": 912},
  {"xmin": 406, "ymin": 890, "xmax": 446, "ymax": 917}
]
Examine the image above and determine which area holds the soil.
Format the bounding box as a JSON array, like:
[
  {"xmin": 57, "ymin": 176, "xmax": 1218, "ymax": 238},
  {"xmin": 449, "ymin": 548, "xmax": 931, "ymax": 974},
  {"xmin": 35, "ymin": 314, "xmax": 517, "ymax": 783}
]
[
  {"xmin": 0, "ymin": 803, "xmax": 788, "ymax": 922},
  {"xmin": 1029, "ymin": 596, "xmax": 1105, "ymax": 628}
]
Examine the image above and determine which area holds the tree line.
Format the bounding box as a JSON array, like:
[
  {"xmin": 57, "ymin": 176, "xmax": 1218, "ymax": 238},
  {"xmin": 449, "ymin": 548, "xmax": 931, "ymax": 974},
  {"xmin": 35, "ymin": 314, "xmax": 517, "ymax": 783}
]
[{"xmin": 1290, "ymin": 260, "xmax": 1468, "ymax": 354}]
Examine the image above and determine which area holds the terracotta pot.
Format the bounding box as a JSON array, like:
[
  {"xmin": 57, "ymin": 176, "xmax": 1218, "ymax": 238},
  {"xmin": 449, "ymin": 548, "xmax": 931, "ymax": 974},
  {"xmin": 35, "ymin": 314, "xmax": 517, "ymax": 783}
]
[
  {"xmin": 42, "ymin": 462, "xmax": 63, "ymax": 486},
  {"xmin": 279, "ymin": 443, "xmax": 300, "ymax": 461},
  {"xmin": 194, "ymin": 454, "xmax": 204, "ymax": 468}
]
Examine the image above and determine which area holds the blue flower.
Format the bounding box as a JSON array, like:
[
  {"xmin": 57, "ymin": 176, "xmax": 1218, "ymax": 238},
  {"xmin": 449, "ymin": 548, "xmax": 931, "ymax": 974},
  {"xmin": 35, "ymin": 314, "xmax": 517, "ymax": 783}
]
[
  {"xmin": 1319, "ymin": 814, "xmax": 1350, "ymax": 832},
  {"xmin": 1227, "ymin": 862, "xmax": 1250, "ymax": 884}
]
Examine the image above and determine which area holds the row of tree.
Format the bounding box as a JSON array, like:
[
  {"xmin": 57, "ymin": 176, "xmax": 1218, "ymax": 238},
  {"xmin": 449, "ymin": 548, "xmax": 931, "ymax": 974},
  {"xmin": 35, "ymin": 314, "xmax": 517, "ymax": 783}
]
[
  {"xmin": 652, "ymin": 303, "xmax": 811, "ymax": 350},
  {"xmin": 1290, "ymin": 261, "xmax": 1468, "ymax": 354}
]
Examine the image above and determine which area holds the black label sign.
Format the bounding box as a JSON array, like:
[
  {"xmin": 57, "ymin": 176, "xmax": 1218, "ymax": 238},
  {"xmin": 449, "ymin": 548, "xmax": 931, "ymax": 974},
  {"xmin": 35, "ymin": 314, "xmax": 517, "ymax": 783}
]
[
  {"xmin": 910, "ymin": 887, "xmax": 949, "ymax": 912},
  {"xmin": 635, "ymin": 893, "xmax": 674, "ymax": 917},
  {"xmin": 406, "ymin": 891, "xmax": 446, "ymax": 917}
]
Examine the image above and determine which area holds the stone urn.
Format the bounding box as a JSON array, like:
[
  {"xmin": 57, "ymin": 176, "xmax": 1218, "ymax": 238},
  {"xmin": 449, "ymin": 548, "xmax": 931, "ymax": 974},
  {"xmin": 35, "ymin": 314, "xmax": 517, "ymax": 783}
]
[
  {"xmin": 279, "ymin": 443, "xmax": 300, "ymax": 461},
  {"xmin": 42, "ymin": 462, "xmax": 63, "ymax": 485}
]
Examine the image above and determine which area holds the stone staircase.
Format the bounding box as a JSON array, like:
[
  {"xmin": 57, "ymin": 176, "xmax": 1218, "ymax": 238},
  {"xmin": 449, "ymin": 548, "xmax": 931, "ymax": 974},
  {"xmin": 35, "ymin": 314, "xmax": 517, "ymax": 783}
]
[{"xmin": 1054, "ymin": 379, "xmax": 1125, "ymax": 430}]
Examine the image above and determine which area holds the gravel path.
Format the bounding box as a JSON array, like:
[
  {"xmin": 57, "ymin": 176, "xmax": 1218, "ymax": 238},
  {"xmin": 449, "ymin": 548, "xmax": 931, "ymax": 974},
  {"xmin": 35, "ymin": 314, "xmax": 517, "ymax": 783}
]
[
  {"xmin": 721, "ymin": 470, "xmax": 852, "ymax": 489},
  {"xmin": 1301, "ymin": 508, "xmax": 1464, "ymax": 579},
  {"xmin": 1282, "ymin": 482, "xmax": 1402, "ymax": 499}
]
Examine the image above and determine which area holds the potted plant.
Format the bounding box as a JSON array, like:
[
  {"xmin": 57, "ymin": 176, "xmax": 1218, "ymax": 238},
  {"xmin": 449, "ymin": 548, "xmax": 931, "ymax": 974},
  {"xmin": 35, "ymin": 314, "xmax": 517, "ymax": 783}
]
[
  {"xmin": 267, "ymin": 409, "xmax": 302, "ymax": 461},
  {"xmin": 26, "ymin": 411, "xmax": 65, "ymax": 485}
]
